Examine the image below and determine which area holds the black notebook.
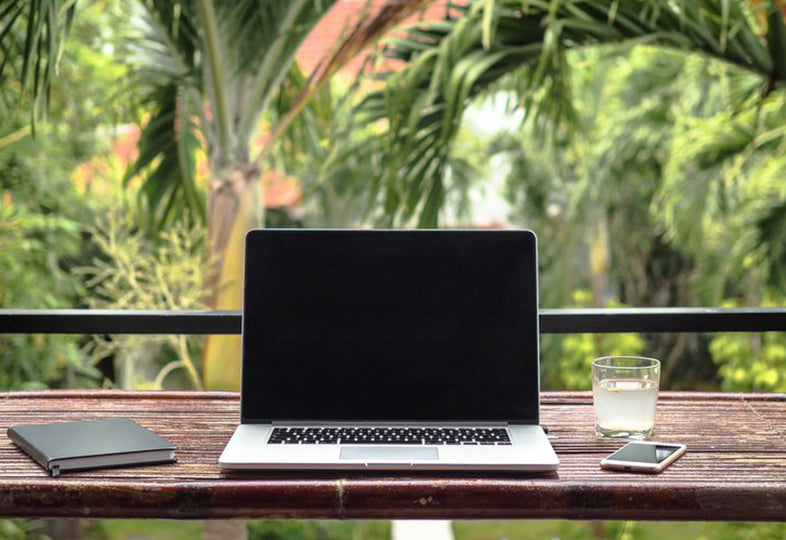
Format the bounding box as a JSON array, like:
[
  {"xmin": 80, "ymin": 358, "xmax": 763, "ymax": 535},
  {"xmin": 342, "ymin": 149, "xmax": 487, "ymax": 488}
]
[{"xmin": 7, "ymin": 418, "xmax": 177, "ymax": 476}]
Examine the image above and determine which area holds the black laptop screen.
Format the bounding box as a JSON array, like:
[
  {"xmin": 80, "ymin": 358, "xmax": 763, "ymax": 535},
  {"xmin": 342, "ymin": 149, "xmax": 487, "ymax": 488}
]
[{"xmin": 241, "ymin": 229, "xmax": 540, "ymax": 423}]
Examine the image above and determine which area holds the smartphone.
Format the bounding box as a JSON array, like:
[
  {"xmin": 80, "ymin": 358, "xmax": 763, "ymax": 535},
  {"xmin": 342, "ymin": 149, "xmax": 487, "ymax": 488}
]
[{"xmin": 600, "ymin": 441, "xmax": 686, "ymax": 473}]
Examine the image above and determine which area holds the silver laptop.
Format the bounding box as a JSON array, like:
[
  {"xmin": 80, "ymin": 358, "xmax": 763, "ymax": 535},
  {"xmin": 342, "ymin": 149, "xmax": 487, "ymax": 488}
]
[{"xmin": 219, "ymin": 229, "xmax": 559, "ymax": 471}]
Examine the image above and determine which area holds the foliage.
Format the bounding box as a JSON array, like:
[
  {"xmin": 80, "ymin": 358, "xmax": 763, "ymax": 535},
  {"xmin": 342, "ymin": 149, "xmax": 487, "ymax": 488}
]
[
  {"xmin": 79, "ymin": 212, "xmax": 207, "ymax": 389},
  {"xmin": 0, "ymin": 518, "xmax": 29, "ymax": 540},
  {"xmin": 485, "ymin": 46, "xmax": 697, "ymax": 386},
  {"xmin": 558, "ymin": 332, "xmax": 647, "ymax": 390},
  {"xmin": 453, "ymin": 520, "xmax": 786, "ymax": 540},
  {"xmin": 454, "ymin": 519, "xmax": 630, "ymax": 540},
  {"xmin": 0, "ymin": 122, "xmax": 102, "ymax": 390},
  {"xmin": 483, "ymin": 42, "xmax": 785, "ymax": 389},
  {"xmin": 552, "ymin": 291, "xmax": 646, "ymax": 390},
  {"xmin": 710, "ymin": 298, "xmax": 786, "ymax": 392},
  {"xmin": 0, "ymin": 168, "xmax": 86, "ymax": 308},
  {"xmin": 248, "ymin": 520, "xmax": 389, "ymax": 540},
  {"xmin": 495, "ymin": 46, "xmax": 712, "ymax": 306},
  {"xmin": 3, "ymin": 0, "xmax": 437, "ymax": 237},
  {"xmin": 0, "ymin": 0, "xmax": 77, "ymax": 131},
  {"xmin": 660, "ymin": 90, "xmax": 786, "ymax": 296},
  {"xmin": 272, "ymin": 63, "xmax": 488, "ymax": 229},
  {"xmin": 123, "ymin": 80, "xmax": 205, "ymax": 233},
  {"xmin": 0, "ymin": 4, "xmax": 162, "ymax": 391},
  {"xmin": 89, "ymin": 518, "xmax": 203, "ymax": 540},
  {"xmin": 268, "ymin": 64, "xmax": 384, "ymax": 228},
  {"xmin": 0, "ymin": 2, "xmax": 134, "ymax": 139},
  {"xmin": 361, "ymin": 0, "xmax": 786, "ymax": 229}
]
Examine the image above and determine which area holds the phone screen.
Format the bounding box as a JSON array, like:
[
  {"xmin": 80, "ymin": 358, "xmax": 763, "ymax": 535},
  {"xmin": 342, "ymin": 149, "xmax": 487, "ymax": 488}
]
[{"xmin": 608, "ymin": 443, "xmax": 681, "ymax": 464}]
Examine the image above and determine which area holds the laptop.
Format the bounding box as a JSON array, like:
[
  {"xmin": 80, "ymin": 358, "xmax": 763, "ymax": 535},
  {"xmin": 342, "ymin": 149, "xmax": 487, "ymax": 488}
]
[{"xmin": 219, "ymin": 229, "xmax": 559, "ymax": 471}]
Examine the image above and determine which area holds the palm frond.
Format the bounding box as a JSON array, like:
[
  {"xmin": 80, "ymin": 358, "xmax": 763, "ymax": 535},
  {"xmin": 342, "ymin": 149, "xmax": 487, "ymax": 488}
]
[
  {"xmin": 127, "ymin": 0, "xmax": 201, "ymax": 85},
  {"xmin": 0, "ymin": 0, "xmax": 77, "ymax": 132},
  {"xmin": 234, "ymin": 0, "xmax": 340, "ymax": 144},
  {"xmin": 121, "ymin": 1, "xmax": 207, "ymax": 235},
  {"xmin": 250, "ymin": 0, "xmax": 437, "ymax": 167},
  {"xmin": 756, "ymin": 197, "xmax": 786, "ymax": 288},
  {"xmin": 363, "ymin": 0, "xmax": 786, "ymax": 227},
  {"xmin": 124, "ymin": 83, "xmax": 204, "ymax": 235}
]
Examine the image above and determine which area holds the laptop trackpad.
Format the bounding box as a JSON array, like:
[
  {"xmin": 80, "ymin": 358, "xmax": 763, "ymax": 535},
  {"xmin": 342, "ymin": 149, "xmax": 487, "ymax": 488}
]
[{"xmin": 340, "ymin": 447, "xmax": 438, "ymax": 461}]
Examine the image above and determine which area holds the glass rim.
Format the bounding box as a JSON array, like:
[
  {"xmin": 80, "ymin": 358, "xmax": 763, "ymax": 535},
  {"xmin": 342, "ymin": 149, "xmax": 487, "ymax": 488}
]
[{"xmin": 591, "ymin": 355, "xmax": 660, "ymax": 369}]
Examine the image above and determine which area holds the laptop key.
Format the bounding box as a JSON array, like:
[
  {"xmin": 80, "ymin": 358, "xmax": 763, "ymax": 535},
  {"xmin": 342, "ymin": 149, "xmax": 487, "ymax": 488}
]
[{"xmin": 268, "ymin": 427, "xmax": 511, "ymax": 445}]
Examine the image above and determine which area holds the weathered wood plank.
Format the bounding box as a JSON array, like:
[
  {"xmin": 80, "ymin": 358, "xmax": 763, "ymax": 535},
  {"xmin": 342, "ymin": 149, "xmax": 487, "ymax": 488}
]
[{"xmin": 1, "ymin": 391, "xmax": 785, "ymax": 520}]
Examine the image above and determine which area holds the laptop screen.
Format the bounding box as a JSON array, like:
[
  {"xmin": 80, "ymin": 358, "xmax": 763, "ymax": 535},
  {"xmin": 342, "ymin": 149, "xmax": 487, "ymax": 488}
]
[{"xmin": 241, "ymin": 229, "xmax": 540, "ymax": 424}]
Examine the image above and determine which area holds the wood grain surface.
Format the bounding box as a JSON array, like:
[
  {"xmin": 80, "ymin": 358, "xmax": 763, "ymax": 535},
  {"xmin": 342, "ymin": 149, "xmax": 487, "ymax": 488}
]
[{"xmin": 1, "ymin": 391, "xmax": 785, "ymax": 520}]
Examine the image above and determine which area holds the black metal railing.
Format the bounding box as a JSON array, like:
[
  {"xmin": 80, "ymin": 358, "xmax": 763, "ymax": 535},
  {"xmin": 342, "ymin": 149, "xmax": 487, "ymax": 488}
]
[{"xmin": 1, "ymin": 307, "xmax": 785, "ymax": 334}]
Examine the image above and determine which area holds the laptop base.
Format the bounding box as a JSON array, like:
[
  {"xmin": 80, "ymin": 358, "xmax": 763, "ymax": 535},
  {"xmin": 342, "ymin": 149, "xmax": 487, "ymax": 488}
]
[{"xmin": 219, "ymin": 423, "xmax": 559, "ymax": 471}]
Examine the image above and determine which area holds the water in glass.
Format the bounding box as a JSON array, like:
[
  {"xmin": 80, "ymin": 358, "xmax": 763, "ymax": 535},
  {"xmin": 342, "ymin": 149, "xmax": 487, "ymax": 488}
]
[{"xmin": 593, "ymin": 378, "xmax": 658, "ymax": 439}]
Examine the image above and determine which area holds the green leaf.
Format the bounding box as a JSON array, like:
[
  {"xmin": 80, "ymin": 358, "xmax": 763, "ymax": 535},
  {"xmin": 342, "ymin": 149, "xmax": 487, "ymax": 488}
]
[
  {"xmin": 125, "ymin": 83, "xmax": 204, "ymax": 235},
  {"xmin": 766, "ymin": 0, "xmax": 786, "ymax": 81},
  {"xmin": 481, "ymin": 0, "xmax": 496, "ymax": 49},
  {"xmin": 0, "ymin": 0, "xmax": 76, "ymax": 132}
]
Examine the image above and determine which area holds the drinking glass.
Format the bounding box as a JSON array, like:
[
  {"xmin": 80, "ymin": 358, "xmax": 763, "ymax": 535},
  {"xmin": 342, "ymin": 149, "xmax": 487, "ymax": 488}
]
[{"xmin": 592, "ymin": 356, "xmax": 660, "ymax": 439}]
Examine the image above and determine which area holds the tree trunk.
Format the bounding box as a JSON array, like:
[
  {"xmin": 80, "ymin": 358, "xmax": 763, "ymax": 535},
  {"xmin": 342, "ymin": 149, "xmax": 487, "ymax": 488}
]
[
  {"xmin": 205, "ymin": 161, "xmax": 262, "ymax": 307},
  {"xmin": 202, "ymin": 160, "xmax": 265, "ymax": 391},
  {"xmin": 588, "ymin": 213, "xmax": 610, "ymax": 309},
  {"xmin": 589, "ymin": 213, "xmax": 610, "ymax": 352},
  {"xmin": 202, "ymin": 520, "xmax": 248, "ymax": 540}
]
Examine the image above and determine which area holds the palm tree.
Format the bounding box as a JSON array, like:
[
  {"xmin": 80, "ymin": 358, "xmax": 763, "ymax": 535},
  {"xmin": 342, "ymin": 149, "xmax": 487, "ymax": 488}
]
[
  {"xmin": 360, "ymin": 0, "xmax": 786, "ymax": 234},
  {"xmin": 1, "ymin": 0, "xmax": 436, "ymax": 389}
]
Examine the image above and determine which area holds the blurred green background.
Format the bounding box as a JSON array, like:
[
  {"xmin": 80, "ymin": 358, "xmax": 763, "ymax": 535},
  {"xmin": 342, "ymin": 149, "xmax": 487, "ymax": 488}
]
[{"xmin": 2, "ymin": 0, "xmax": 786, "ymax": 538}]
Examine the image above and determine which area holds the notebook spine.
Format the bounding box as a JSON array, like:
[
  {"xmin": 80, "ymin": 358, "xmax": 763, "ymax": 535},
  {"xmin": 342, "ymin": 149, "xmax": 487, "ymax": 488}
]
[{"xmin": 6, "ymin": 427, "xmax": 54, "ymax": 475}]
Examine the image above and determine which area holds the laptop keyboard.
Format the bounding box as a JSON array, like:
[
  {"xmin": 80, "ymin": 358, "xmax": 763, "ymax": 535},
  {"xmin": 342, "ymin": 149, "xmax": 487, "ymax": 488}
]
[{"xmin": 267, "ymin": 427, "xmax": 512, "ymax": 445}]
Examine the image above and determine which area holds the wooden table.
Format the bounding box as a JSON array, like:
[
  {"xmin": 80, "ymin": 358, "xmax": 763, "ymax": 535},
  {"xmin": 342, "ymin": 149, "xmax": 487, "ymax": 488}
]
[{"xmin": 1, "ymin": 390, "xmax": 785, "ymax": 521}]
